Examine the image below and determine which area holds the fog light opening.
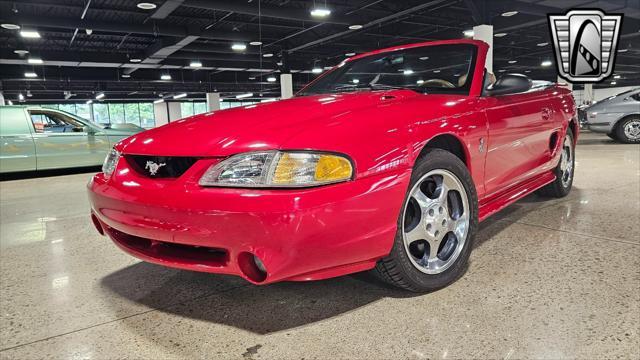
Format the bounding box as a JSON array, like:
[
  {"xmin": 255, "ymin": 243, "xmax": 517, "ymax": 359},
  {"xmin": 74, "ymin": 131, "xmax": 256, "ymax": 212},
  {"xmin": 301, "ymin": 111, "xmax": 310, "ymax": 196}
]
[
  {"xmin": 238, "ymin": 252, "xmax": 268, "ymax": 283},
  {"xmin": 91, "ymin": 213, "xmax": 105, "ymax": 236}
]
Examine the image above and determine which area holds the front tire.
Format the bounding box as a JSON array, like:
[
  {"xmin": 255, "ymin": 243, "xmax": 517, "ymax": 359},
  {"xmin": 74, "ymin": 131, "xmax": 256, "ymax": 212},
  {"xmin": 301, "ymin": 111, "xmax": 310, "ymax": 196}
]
[
  {"xmin": 374, "ymin": 149, "xmax": 478, "ymax": 292},
  {"xmin": 537, "ymin": 128, "xmax": 575, "ymax": 198},
  {"xmin": 614, "ymin": 116, "xmax": 640, "ymax": 144}
]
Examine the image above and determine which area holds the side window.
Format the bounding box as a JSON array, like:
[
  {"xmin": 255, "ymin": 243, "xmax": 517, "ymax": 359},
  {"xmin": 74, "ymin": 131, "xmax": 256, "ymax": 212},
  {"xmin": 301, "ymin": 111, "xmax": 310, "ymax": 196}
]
[
  {"xmin": 28, "ymin": 112, "xmax": 79, "ymax": 134},
  {"xmin": 631, "ymin": 93, "xmax": 640, "ymax": 102}
]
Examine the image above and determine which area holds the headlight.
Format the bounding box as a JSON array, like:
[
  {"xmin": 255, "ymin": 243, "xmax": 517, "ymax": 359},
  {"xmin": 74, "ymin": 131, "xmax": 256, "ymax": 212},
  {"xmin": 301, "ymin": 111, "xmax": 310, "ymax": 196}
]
[
  {"xmin": 102, "ymin": 149, "xmax": 121, "ymax": 177},
  {"xmin": 199, "ymin": 151, "xmax": 353, "ymax": 188}
]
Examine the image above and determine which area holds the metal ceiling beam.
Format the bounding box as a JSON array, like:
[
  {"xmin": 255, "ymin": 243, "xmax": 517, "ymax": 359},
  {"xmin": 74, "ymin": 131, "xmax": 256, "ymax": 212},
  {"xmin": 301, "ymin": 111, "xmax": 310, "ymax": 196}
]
[
  {"xmin": 182, "ymin": 0, "xmax": 357, "ymax": 25},
  {"xmin": 149, "ymin": 0, "xmax": 185, "ymax": 20}
]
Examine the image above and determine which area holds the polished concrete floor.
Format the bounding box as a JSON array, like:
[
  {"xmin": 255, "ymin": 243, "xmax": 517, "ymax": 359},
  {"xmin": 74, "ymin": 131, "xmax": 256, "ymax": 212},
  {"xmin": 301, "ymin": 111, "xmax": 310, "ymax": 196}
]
[{"xmin": 0, "ymin": 132, "xmax": 638, "ymax": 359}]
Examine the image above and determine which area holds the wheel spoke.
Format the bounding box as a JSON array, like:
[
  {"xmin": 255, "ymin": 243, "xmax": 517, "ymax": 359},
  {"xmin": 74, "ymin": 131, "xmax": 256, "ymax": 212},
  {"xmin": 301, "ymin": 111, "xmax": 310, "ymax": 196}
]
[
  {"xmin": 404, "ymin": 225, "xmax": 427, "ymax": 244},
  {"xmin": 412, "ymin": 188, "xmax": 433, "ymax": 208},
  {"xmin": 427, "ymin": 237, "xmax": 440, "ymax": 260}
]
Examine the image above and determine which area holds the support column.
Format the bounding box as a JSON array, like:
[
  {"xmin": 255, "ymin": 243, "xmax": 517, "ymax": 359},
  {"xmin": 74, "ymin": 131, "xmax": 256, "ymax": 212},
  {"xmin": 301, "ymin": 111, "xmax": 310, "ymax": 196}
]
[
  {"xmin": 280, "ymin": 73, "xmax": 293, "ymax": 99},
  {"xmin": 584, "ymin": 84, "xmax": 594, "ymax": 105},
  {"xmin": 0, "ymin": 92, "xmax": 5, "ymax": 106},
  {"xmin": 473, "ymin": 24, "xmax": 493, "ymax": 73},
  {"xmin": 168, "ymin": 102, "xmax": 181, "ymax": 122},
  {"xmin": 206, "ymin": 93, "xmax": 221, "ymax": 111},
  {"xmin": 153, "ymin": 101, "xmax": 169, "ymax": 127}
]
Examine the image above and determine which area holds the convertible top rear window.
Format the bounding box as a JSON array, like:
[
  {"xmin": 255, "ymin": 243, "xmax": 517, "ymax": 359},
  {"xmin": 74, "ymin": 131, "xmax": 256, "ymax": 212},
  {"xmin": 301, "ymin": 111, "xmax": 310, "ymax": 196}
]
[{"xmin": 299, "ymin": 44, "xmax": 477, "ymax": 97}]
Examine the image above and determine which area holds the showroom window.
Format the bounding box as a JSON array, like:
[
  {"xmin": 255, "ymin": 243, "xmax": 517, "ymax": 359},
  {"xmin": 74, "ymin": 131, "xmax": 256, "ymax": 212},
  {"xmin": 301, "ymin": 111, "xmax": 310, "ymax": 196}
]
[
  {"xmin": 180, "ymin": 102, "xmax": 208, "ymax": 117},
  {"xmin": 31, "ymin": 102, "xmax": 156, "ymax": 128}
]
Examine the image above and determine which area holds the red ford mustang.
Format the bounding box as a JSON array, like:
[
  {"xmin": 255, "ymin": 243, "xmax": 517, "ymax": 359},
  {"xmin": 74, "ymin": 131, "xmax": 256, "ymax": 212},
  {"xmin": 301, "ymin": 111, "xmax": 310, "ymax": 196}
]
[{"xmin": 88, "ymin": 39, "xmax": 577, "ymax": 292}]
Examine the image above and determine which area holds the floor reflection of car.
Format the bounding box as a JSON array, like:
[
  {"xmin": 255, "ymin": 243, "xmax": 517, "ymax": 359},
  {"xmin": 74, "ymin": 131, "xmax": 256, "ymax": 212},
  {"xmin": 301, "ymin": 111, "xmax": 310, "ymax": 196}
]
[
  {"xmin": 583, "ymin": 88, "xmax": 640, "ymax": 143},
  {"xmin": 0, "ymin": 106, "xmax": 144, "ymax": 173}
]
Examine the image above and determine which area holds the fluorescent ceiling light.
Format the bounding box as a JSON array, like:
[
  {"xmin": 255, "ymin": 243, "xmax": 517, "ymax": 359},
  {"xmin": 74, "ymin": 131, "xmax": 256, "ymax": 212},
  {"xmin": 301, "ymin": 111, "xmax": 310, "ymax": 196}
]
[
  {"xmin": 613, "ymin": 75, "xmax": 621, "ymax": 79},
  {"xmin": 14, "ymin": 49, "xmax": 29, "ymax": 55},
  {"xmin": 267, "ymin": 76, "xmax": 277, "ymax": 82},
  {"xmin": 231, "ymin": 43, "xmax": 247, "ymax": 51},
  {"xmin": 494, "ymin": 32, "xmax": 507, "ymax": 37},
  {"xmin": 312, "ymin": 67, "xmax": 323, "ymax": 74},
  {"xmin": 153, "ymin": 99, "xmax": 164, "ymax": 104},
  {"xmin": 1, "ymin": 23, "xmax": 20, "ymax": 30},
  {"xmin": 20, "ymin": 30, "xmax": 41, "ymax": 38},
  {"xmin": 26, "ymin": 91, "xmax": 32, "ymax": 97},
  {"xmin": 173, "ymin": 93, "xmax": 187, "ymax": 99},
  {"xmin": 160, "ymin": 74, "xmax": 172, "ymax": 80},
  {"xmin": 261, "ymin": 98, "xmax": 277, "ymax": 103},
  {"xmin": 501, "ymin": 11, "xmax": 518, "ymax": 17},
  {"xmin": 18, "ymin": 93, "xmax": 25, "ymax": 101},
  {"xmin": 417, "ymin": 79, "xmax": 425, "ymax": 85},
  {"xmin": 498, "ymin": 69, "xmax": 506, "ymax": 72},
  {"xmin": 137, "ymin": 2, "xmax": 157, "ymax": 10},
  {"xmin": 611, "ymin": 81, "xmax": 617, "ymax": 85},
  {"xmin": 433, "ymin": 69, "xmax": 441, "ymax": 73},
  {"xmin": 541, "ymin": 60, "xmax": 553, "ymax": 67},
  {"xmin": 28, "ymin": 58, "xmax": 43, "ymax": 64},
  {"xmin": 121, "ymin": 74, "xmax": 131, "ymax": 78},
  {"xmin": 263, "ymin": 53, "xmax": 273, "ymax": 58},
  {"xmin": 348, "ymin": 24, "xmax": 363, "ymax": 30},
  {"xmin": 95, "ymin": 93, "xmax": 105, "ymax": 100},
  {"xmin": 24, "ymin": 72, "xmax": 37, "ymax": 78},
  {"xmin": 508, "ymin": 60, "xmax": 517, "ymax": 64},
  {"xmin": 537, "ymin": 42, "xmax": 549, "ymax": 47},
  {"xmin": 525, "ymin": 70, "xmax": 531, "ymax": 73},
  {"xmin": 463, "ymin": 29, "xmax": 474, "ymax": 37},
  {"xmin": 352, "ymin": 79, "xmax": 360, "ymax": 84},
  {"xmin": 189, "ymin": 60, "xmax": 202, "ymax": 68},
  {"xmin": 130, "ymin": 58, "xmax": 142, "ymax": 63},
  {"xmin": 236, "ymin": 93, "xmax": 253, "ymax": 99},
  {"xmin": 86, "ymin": 100, "xmax": 92, "ymax": 104},
  {"xmin": 310, "ymin": 8, "xmax": 331, "ymax": 17},
  {"xmin": 618, "ymin": 49, "xmax": 628, "ymax": 53},
  {"xmin": 345, "ymin": 52, "xmax": 356, "ymax": 57},
  {"xmin": 419, "ymin": 56, "xmax": 429, "ymax": 60},
  {"xmin": 249, "ymin": 41, "xmax": 262, "ymax": 46},
  {"xmin": 403, "ymin": 69, "xmax": 414, "ymax": 75}
]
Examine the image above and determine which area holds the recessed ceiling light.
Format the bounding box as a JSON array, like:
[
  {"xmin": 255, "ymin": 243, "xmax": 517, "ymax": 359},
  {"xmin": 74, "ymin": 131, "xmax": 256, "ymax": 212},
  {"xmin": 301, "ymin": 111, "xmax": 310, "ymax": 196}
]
[
  {"xmin": 249, "ymin": 41, "xmax": 262, "ymax": 46},
  {"xmin": 433, "ymin": 69, "xmax": 441, "ymax": 73},
  {"xmin": 130, "ymin": 58, "xmax": 142, "ymax": 63},
  {"xmin": 417, "ymin": 79, "xmax": 424, "ymax": 85},
  {"xmin": 508, "ymin": 60, "xmax": 517, "ymax": 64},
  {"xmin": 18, "ymin": 93, "xmax": 25, "ymax": 101},
  {"xmin": 541, "ymin": 60, "xmax": 553, "ymax": 67},
  {"xmin": 537, "ymin": 42, "xmax": 549, "ymax": 47},
  {"xmin": 611, "ymin": 81, "xmax": 617, "ymax": 85},
  {"xmin": 312, "ymin": 67, "xmax": 323, "ymax": 74},
  {"xmin": 613, "ymin": 75, "xmax": 621, "ymax": 79},
  {"xmin": 263, "ymin": 53, "xmax": 273, "ymax": 58},
  {"xmin": 494, "ymin": 32, "xmax": 507, "ymax": 37},
  {"xmin": 24, "ymin": 72, "xmax": 37, "ymax": 78},
  {"xmin": 352, "ymin": 79, "xmax": 360, "ymax": 84},
  {"xmin": 498, "ymin": 69, "xmax": 506, "ymax": 72},
  {"xmin": 501, "ymin": 11, "xmax": 518, "ymax": 17},
  {"xmin": 14, "ymin": 49, "xmax": 29, "ymax": 55},
  {"xmin": 345, "ymin": 52, "xmax": 356, "ymax": 57},
  {"xmin": 1, "ymin": 23, "xmax": 20, "ymax": 30},
  {"xmin": 348, "ymin": 24, "xmax": 363, "ymax": 30},
  {"xmin": 419, "ymin": 56, "xmax": 429, "ymax": 60},
  {"xmin": 267, "ymin": 76, "xmax": 276, "ymax": 82},
  {"xmin": 189, "ymin": 60, "xmax": 202, "ymax": 68},
  {"xmin": 121, "ymin": 74, "xmax": 131, "ymax": 78},
  {"xmin": 160, "ymin": 74, "xmax": 172, "ymax": 80},
  {"xmin": 137, "ymin": 2, "xmax": 157, "ymax": 10},
  {"xmin": 463, "ymin": 29, "xmax": 474, "ymax": 37},
  {"xmin": 28, "ymin": 58, "xmax": 43, "ymax": 64},
  {"xmin": 525, "ymin": 70, "xmax": 531, "ymax": 73},
  {"xmin": 310, "ymin": 8, "xmax": 331, "ymax": 17},
  {"xmin": 20, "ymin": 30, "xmax": 41, "ymax": 38},
  {"xmin": 26, "ymin": 91, "xmax": 32, "ymax": 97},
  {"xmin": 231, "ymin": 43, "xmax": 247, "ymax": 51},
  {"xmin": 403, "ymin": 69, "xmax": 414, "ymax": 75}
]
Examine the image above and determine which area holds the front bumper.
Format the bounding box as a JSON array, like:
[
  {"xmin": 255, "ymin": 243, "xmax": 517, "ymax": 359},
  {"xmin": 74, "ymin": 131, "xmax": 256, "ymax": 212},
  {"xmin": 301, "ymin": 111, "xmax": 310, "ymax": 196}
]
[{"xmin": 88, "ymin": 157, "xmax": 410, "ymax": 284}]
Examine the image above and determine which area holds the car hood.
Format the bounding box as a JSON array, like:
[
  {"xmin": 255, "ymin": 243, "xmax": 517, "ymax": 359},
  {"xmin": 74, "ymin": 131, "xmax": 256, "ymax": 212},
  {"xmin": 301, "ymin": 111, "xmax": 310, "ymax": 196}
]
[{"xmin": 117, "ymin": 91, "xmax": 421, "ymax": 157}]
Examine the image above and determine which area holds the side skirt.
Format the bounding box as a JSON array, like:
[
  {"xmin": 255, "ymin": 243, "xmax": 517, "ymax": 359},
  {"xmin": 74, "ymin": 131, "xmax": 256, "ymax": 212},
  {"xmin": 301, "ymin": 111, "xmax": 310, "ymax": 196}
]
[{"xmin": 478, "ymin": 171, "xmax": 556, "ymax": 222}]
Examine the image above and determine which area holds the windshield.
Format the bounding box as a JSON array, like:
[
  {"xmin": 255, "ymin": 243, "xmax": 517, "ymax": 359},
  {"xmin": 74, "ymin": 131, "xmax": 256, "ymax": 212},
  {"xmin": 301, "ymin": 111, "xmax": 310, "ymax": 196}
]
[
  {"xmin": 299, "ymin": 44, "xmax": 477, "ymax": 97},
  {"xmin": 54, "ymin": 109, "xmax": 106, "ymax": 129}
]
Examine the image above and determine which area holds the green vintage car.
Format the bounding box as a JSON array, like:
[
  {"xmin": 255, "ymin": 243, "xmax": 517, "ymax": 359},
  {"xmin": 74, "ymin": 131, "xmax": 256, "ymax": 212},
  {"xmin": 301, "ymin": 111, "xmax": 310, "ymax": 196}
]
[{"xmin": 0, "ymin": 105, "xmax": 144, "ymax": 173}]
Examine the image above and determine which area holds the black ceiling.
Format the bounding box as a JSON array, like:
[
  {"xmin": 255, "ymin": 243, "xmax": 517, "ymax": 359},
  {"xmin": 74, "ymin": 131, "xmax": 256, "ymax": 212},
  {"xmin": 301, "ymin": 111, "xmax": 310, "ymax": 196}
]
[{"xmin": 1, "ymin": 0, "xmax": 639, "ymax": 102}]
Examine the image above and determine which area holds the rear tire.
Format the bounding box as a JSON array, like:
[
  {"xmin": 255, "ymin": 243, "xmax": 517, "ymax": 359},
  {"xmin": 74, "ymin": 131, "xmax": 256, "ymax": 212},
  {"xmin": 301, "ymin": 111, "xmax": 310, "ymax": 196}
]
[
  {"xmin": 537, "ymin": 128, "xmax": 574, "ymax": 198},
  {"xmin": 374, "ymin": 149, "xmax": 478, "ymax": 292},
  {"xmin": 614, "ymin": 116, "xmax": 640, "ymax": 144},
  {"xmin": 606, "ymin": 133, "xmax": 617, "ymax": 141}
]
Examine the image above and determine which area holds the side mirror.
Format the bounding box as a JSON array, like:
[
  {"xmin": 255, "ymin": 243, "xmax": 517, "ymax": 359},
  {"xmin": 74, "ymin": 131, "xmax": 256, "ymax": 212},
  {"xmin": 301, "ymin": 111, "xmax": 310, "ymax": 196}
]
[{"xmin": 485, "ymin": 73, "xmax": 532, "ymax": 96}]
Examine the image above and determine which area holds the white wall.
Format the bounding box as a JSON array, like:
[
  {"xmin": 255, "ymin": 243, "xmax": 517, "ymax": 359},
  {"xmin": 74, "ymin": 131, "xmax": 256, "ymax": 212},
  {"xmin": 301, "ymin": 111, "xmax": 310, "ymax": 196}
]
[
  {"xmin": 153, "ymin": 101, "xmax": 169, "ymax": 127},
  {"xmin": 572, "ymin": 86, "xmax": 636, "ymax": 105}
]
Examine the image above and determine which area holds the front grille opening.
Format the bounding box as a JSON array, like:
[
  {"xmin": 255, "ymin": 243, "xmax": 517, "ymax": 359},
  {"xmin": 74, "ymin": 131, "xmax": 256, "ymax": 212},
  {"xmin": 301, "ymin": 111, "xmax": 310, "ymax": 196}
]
[
  {"xmin": 126, "ymin": 155, "xmax": 198, "ymax": 178},
  {"xmin": 108, "ymin": 228, "xmax": 228, "ymax": 268}
]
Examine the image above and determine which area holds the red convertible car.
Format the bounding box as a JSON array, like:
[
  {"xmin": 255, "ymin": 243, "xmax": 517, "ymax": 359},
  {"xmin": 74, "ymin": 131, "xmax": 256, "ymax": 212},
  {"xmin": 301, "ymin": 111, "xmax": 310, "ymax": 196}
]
[{"xmin": 88, "ymin": 39, "xmax": 577, "ymax": 292}]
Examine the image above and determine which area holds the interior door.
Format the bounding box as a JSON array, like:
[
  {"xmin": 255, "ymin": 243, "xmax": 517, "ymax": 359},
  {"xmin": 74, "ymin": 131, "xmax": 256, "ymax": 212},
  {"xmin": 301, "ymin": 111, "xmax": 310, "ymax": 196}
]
[
  {"xmin": 28, "ymin": 110, "xmax": 110, "ymax": 170},
  {"xmin": 483, "ymin": 90, "xmax": 556, "ymax": 196},
  {"xmin": 0, "ymin": 107, "xmax": 37, "ymax": 173}
]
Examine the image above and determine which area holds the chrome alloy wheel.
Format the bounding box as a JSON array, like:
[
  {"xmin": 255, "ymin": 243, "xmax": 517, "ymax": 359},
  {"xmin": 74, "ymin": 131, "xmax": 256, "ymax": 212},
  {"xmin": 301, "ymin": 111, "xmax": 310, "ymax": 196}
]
[
  {"xmin": 559, "ymin": 135, "xmax": 574, "ymax": 188},
  {"xmin": 623, "ymin": 120, "xmax": 640, "ymax": 141},
  {"xmin": 402, "ymin": 169, "xmax": 470, "ymax": 274}
]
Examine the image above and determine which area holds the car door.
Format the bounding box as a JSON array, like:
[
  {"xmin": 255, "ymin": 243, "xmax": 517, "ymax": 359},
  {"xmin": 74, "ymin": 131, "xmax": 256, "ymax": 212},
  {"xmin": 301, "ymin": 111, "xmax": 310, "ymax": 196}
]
[
  {"xmin": 482, "ymin": 88, "xmax": 557, "ymax": 196},
  {"xmin": 0, "ymin": 107, "xmax": 37, "ymax": 173},
  {"xmin": 28, "ymin": 110, "xmax": 110, "ymax": 170}
]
